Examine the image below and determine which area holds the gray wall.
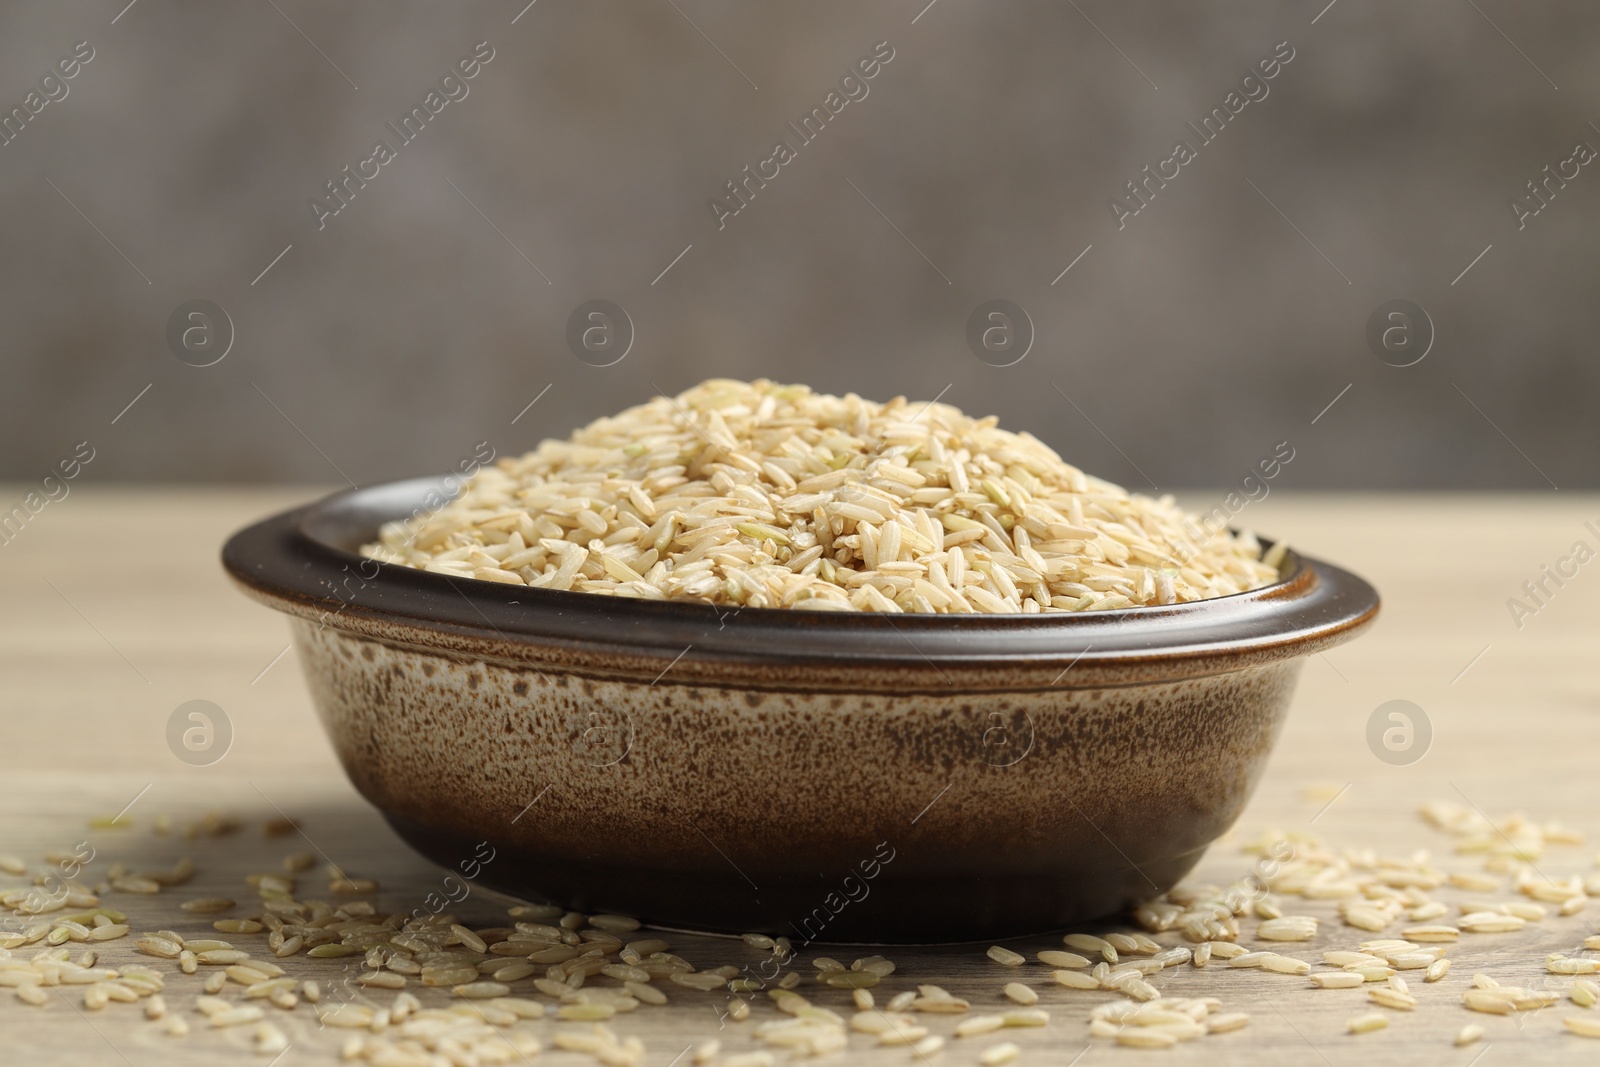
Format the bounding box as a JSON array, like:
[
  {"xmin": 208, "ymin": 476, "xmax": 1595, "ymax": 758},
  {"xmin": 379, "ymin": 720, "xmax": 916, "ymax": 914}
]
[{"xmin": 2, "ymin": 0, "xmax": 1595, "ymax": 490}]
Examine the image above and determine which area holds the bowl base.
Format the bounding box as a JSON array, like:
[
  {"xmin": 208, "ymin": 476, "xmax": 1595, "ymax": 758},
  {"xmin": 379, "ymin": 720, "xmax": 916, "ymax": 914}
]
[{"xmin": 385, "ymin": 813, "xmax": 1206, "ymax": 945}]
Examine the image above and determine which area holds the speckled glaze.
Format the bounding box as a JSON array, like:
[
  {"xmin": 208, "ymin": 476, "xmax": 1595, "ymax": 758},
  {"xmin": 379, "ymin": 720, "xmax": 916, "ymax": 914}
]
[{"xmin": 223, "ymin": 478, "xmax": 1380, "ymax": 942}]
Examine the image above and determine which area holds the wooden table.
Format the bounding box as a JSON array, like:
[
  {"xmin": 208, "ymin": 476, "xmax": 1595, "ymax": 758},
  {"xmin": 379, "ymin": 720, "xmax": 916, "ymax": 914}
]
[{"xmin": 3, "ymin": 488, "xmax": 1598, "ymax": 1064}]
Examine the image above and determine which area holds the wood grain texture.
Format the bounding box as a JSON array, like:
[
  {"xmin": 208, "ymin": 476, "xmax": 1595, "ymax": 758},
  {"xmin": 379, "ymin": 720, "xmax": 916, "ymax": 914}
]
[{"xmin": 2, "ymin": 487, "xmax": 1598, "ymax": 1064}]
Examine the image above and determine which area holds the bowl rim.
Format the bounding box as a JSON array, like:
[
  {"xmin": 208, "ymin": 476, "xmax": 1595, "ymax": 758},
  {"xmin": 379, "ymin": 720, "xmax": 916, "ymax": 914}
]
[{"xmin": 221, "ymin": 477, "xmax": 1381, "ymax": 691}]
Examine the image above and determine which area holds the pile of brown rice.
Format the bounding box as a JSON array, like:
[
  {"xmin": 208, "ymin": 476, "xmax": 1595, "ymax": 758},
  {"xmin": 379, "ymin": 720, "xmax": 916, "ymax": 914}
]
[{"xmin": 364, "ymin": 380, "xmax": 1283, "ymax": 612}]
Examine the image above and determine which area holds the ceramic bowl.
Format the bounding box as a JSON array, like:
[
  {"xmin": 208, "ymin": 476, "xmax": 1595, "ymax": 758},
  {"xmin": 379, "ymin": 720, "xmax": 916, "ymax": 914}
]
[{"xmin": 222, "ymin": 477, "xmax": 1379, "ymax": 943}]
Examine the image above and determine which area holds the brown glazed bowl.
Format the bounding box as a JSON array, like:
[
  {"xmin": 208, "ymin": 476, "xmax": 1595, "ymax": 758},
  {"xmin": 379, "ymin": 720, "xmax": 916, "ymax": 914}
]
[{"xmin": 223, "ymin": 477, "xmax": 1379, "ymax": 943}]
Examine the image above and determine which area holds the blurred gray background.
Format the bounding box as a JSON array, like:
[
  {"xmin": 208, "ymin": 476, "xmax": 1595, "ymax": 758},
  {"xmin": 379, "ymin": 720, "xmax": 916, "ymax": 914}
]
[{"xmin": 1, "ymin": 0, "xmax": 1594, "ymax": 490}]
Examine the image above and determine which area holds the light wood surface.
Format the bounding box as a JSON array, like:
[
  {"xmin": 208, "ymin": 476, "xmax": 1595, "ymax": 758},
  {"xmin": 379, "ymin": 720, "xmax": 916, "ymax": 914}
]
[{"xmin": 3, "ymin": 487, "xmax": 1598, "ymax": 1064}]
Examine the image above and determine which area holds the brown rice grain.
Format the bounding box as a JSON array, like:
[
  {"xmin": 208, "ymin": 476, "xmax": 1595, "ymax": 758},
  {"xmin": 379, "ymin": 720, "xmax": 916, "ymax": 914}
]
[
  {"xmin": 1347, "ymin": 1012, "xmax": 1388, "ymax": 1034},
  {"xmin": 1003, "ymin": 982, "xmax": 1038, "ymax": 1005},
  {"xmin": 980, "ymin": 1040, "xmax": 1022, "ymax": 1063}
]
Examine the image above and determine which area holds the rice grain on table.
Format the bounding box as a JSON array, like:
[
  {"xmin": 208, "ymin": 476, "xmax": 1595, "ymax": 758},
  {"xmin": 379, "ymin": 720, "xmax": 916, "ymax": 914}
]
[
  {"xmin": 14, "ymin": 794, "xmax": 1600, "ymax": 1063},
  {"xmin": 980, "ymin": 1040, "xmax": 1022, "ymax": 1064},
  {"xmin": 364, "ymin": 380, "xmax": 1281, "ymax": 612},
  {"xmin": 1052, "ymin": 969, "xmax": 1100, "ymax": 990},
  {"xmin": 1347, "ymin": 1011, "xmax": 1388, "ymax": 1034},
  {"xmin": 1310, "ymin": 971, "xmax": 1365, "ymax": 989},
  {"xmin": 1104, "ymin": 933, "xmax": 1141, "ymax": 954},
  {"xmin": 987, "ymin": 945, "xmax": 1026, "ymax": 967},
  {"xmin": 1207, "ymin": 1012, "xmax": 1251, "ymax": 1033},
  {"xmin": 1002, "ymin": 982, "xmax": 1037, "ymax": 1005}
]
